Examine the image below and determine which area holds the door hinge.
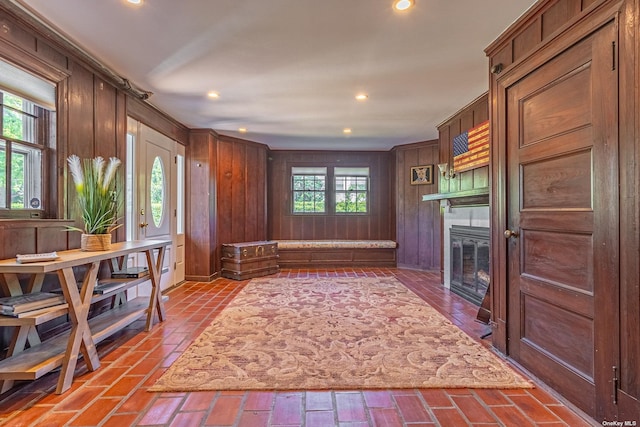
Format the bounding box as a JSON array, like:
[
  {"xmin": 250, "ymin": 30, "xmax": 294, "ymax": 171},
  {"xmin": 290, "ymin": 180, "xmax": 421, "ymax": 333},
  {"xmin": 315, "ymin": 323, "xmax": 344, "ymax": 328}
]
[
  {"xmin": 174, "ymin": 155, "xmax": 177, "ymax": 164},
  {"xmin": 612, "ymin": 41, "xmax": 616, "ymax": 71},
  {"xmin": 612, "ymin": 366, "xmax": 619, "ymax": 405},
  {"xmin": 173, "ymin": 262, "xmax": 177, "ymax": 270}
]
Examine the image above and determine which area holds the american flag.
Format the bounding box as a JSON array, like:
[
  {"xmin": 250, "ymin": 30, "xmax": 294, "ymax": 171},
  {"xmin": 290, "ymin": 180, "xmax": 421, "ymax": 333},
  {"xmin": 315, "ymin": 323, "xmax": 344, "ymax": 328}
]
[{"xmin": 453, "ymin": 120, "xmax": 490, "ymax": 173}]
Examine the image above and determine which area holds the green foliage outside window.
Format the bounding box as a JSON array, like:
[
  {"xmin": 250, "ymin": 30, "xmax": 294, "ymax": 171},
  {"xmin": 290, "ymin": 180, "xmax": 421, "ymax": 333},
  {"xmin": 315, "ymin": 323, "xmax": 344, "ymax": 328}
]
[
  {"xmin": 1, "ymin": 93, "xmax": 30, "ymax": 208},
  {"xmin": 335, "ymin": 176, "xmax": 368, "ymax": 213},
  {"xmin": 293, "ymin": 175, "xmax": 325, "ymax": 213},
  {"xmin": 150, "ymin": 157, "xmax": 165, "ymax": 226},
  {"xmin": 1, "ymin": 91, "xmax": 46, "ymax": 211},
  {"xmin": 3, "ymin": 93, "xmax": 25, "ymax": 140}
]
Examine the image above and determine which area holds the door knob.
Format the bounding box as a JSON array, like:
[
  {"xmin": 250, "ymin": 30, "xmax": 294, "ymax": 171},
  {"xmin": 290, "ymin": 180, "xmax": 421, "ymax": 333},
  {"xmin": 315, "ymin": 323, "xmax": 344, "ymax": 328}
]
[
  {"xmin": 504, "ymin": 229, "xmax": 519, "ymax": 239},
  {"xmin": 139, "ymin": 222, "xmax": 148, "ymax": 228}
]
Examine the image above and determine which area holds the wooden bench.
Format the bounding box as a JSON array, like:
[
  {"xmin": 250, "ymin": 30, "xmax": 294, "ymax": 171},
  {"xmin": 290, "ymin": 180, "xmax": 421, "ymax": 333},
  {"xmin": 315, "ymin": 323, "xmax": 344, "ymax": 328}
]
[{"xmin": 274, "ymin": 240, "xmax": 397, "ymax": 268}]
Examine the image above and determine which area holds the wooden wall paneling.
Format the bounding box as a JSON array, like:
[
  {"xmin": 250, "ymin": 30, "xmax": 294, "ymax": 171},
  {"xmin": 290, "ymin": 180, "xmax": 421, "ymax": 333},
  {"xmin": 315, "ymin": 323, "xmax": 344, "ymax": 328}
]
[
  {"xmin": 393, "ymin": 141, "xmax": 439, "ymax": 270},
  {"xmin": 126, "ymin": 98, "xmax": 189, "ymax": 146},
  {"xmin": 54, "ymin": 78, "xmax": 69, "ymax": 221},
  {"xmin": 0, "ymin": 226, "xmax": 36, "ymax": 259},
  {"xmin": 583, "ymin": 0, "xmax": 600, "ymax": 8},
  {"xmin": 216, "ymin": 139, "xmax": 233, "ymax": 248},
  {"xmin": 35, "ymin": 39, "xmax": 68, "ymax": 70},
  {"xmin": 380, "ymin": 153, "xmax": 393, "ymax": 237},
  {"xmin": 438, "ymin": 126, "xmax": 450, "ymax": 194},
  {"xmin": 266, "ymin": 153, "xmax": 281, "ymax": 238},
  {"xmin": 459, "ymin": 108, "xmax": 475, "ymax": 132},
  {"xmin": 491, "ymin": 43, "xmax": 515, "ymax": 76},
  {"xmin": 114, "ymin": 91, "xmax": 127, "ymax": 243},
  {"xmin": 0, "ymin": 5, "xmax": 77, "ymax": 80},
  {"xmin": 449, "ymin": 120, "xmax": 462, "ymax": 193},
  {"xmin": 256, "ymin": 145, "xmax": 267, "ymax": 237},
  {"xmin": 617, "ymin": 0, "xmax": 640, "ymax": 417},
  {"xmin": 67, "ymin": 63, "xmax": 95, "ymax": 160},
  {"xmin": 542, "ymin": 0, "xmax": 583, "ymax": 39},
  {"xmin": 459, "ymin": 171, "xmax": 474, "ymax": 192},
  {"xmin": 437, "ymin": 94, "xmax": 488, "ymax": 196},
  {"xmin": 473, "ymin": 167, "xmax": 490, "ymax": 189},
  {"xmin": 213, "ymin": 137, "xmax": 268, "ymax": 272},
  {"xmin": 219, "ymin": 139, "xmax": 238, "ymax": 245},
  {"xmin": 417, "ymin": 144, "xmax": 438, "ymax": 270},
  {"xmin": 0, "ymin": 220, "xmax": 73, "ymax": 268},
  {"xmin": 488, "ymin": 0, "xmax": 611, "ymax": 69},
  {"xmin": 395, "ymin": 145, "xmax": 406, "ymax": 265},
  {"xmin": 0, "ymin": 10, "xmax": 36, "ymax": 52},
  {"xmin": 185, "ymin": 130, "xmax": 216, "ymax": 281},
  {"xmin": 208, "ymin": 134, "xmax": 218, "ymax": 278},
  {"xmin": 244, "ymin": 144, "xmax": 259, "ymax": 239},
  {"xmin": 475, "ymin": 102, "xmax": 489, "ymax": 123},
  {"xmin": 472, "ymin": 102, "xmax": 490, "ymax": 190},
  {"xmin": 513, "ymin": 18, "xmax": 543, "ymax": 60},
  {"xmin": 66, "ymin": 62, "xmax": 95, "ymax": 248},
  {"xmin": 404, "ymin": 148, "xmax": 421, "ymax": 267},
  {"xmin": 388, "ymin": 150, "xmax": 397, "ymax": 242},
  {"xmin": 93, "ymin": 77, "xmax": 117, "ymax": 160},
  {"xmin": 36, "ymin": 222, "xmax": 74, "ymax": 253},
  {"xmin": 231, "ymin": 141, "xmax": 246, "ymax": 242},
  {"xmin": 267, "ymin": 150, "xmax": 393, "ymax": 241}
]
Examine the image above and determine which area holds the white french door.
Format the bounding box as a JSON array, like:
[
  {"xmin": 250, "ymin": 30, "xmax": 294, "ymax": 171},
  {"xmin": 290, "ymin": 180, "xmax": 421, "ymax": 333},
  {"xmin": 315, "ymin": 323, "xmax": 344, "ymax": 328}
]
[{"xmin": 126, "ymin": 119, "xmax": 185, "ymax": 292}]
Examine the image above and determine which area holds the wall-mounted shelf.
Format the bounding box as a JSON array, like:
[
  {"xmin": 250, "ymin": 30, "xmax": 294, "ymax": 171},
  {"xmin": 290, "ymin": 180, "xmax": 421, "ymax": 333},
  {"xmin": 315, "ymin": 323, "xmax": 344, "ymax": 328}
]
[{"xmin": 421, "ymin": 187, "xmax": 489, "ymax": 206}]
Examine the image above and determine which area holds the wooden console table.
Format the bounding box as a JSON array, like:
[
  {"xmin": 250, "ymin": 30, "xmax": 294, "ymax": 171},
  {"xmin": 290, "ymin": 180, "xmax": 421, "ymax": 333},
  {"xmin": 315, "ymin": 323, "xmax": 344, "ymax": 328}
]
[{"xmin": 0, "ymin": 239, "xmax": 171, "ymax": 394}]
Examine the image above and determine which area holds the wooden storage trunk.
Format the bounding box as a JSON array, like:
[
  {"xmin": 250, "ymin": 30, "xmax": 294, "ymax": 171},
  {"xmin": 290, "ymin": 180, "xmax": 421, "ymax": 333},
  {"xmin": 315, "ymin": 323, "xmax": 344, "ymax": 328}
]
[{"xmin": 221, "ymin": 241, "xmax": 279, "ymax": 280}]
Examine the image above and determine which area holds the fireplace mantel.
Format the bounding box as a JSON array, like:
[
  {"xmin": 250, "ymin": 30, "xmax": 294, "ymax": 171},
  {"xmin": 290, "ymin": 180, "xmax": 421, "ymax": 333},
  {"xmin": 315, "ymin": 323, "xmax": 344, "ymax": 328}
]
[{"xmin": 421, "ymin": 187, "xmax": 489, "ymax": 207}]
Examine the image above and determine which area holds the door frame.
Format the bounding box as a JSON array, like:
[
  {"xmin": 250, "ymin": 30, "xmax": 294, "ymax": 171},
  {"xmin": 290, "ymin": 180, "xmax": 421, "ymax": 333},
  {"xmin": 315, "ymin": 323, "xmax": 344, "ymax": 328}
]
[{"xmin": 125, "ymin": 118, "xmax": 185, "ymax": 289}]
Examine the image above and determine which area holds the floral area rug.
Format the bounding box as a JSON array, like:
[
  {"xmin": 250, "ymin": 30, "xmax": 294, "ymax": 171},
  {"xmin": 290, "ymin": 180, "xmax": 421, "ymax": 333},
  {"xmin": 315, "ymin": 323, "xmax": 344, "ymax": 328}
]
[{"xmin": 150, "ymin": 277, "xmax": 532, "ymax": 391}]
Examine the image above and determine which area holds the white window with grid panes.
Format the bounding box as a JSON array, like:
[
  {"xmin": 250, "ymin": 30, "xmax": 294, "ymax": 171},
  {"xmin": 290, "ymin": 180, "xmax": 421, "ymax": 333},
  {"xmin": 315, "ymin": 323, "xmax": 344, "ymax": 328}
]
[{"xmin": 0, "ymin": 60, "xmax": 55, "ymax": 217}]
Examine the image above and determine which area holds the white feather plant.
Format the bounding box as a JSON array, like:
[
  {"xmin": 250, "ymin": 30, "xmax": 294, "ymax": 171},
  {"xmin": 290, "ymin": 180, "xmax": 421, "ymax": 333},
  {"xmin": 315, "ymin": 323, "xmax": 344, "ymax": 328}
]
[{"xmin": 67, "ymin": 155, "xmax": 123, "ymax": 235}]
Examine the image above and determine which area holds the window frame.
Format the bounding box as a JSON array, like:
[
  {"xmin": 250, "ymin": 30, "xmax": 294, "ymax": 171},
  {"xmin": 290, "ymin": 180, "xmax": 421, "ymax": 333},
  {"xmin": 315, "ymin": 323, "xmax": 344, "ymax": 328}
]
[
  {"xmin": 291, "ymin": 167, "xmax": 327, "ymax": 215},
  {"xmin": 334, "ymin": 169, "xmax": 369, "ymax": 214},
  {"xmin": 0, "ymin": 89, "xmax": 53, "ymax": 219},
  {"xmin": 290, "ymin": 165, "xmax": 370, "ymax": 216}
]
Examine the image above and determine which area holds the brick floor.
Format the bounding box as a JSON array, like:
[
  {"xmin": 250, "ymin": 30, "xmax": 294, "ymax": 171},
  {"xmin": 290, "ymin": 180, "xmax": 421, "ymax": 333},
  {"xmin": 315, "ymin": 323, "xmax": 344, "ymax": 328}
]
[{"xmin": 0, "ymin": 268, "xmax": 598, "ymax": 426}]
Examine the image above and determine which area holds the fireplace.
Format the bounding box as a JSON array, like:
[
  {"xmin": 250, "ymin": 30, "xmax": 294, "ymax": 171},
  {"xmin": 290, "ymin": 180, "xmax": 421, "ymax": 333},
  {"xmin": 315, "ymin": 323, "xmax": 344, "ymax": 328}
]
[{"xmin": 449, "ymin": 225, "xmax": 490, "ymax": 305}]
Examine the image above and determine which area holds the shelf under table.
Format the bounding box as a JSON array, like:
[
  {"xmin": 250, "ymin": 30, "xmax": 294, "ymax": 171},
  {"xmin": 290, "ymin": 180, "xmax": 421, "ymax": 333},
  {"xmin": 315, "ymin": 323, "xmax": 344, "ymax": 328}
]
[{"xmin": 0, "ymin": 298, "xmax": 148, "ymax": 381}]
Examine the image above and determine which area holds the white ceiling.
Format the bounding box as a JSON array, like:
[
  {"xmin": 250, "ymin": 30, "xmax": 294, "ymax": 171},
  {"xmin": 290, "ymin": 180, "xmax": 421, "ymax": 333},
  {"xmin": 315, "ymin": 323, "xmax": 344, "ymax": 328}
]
[{"xmin": 15, "ymin": 0, "xmax": 535, "ymax": 151}]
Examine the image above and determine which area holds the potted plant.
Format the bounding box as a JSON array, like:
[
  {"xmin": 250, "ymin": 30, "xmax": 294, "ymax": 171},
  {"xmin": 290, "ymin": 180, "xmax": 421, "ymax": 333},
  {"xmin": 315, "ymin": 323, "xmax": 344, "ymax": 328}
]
[{"xmin": 67, "ymin": 155, "xmax": 122, "ymax": 251}]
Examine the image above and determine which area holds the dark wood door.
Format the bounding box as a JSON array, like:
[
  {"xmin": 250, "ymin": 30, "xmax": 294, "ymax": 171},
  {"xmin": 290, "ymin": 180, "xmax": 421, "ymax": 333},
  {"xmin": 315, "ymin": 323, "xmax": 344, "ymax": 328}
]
[{"xmin": 505, "ymin": 20, "xmax": 618, "ymax": 419}]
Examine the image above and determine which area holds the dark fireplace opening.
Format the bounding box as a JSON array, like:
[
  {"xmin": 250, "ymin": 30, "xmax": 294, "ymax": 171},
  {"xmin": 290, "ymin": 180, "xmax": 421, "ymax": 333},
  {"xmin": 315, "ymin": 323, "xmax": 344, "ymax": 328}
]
[{"xmin": 450, "ymin": 225, "xmax": 490, "ymax": 306}]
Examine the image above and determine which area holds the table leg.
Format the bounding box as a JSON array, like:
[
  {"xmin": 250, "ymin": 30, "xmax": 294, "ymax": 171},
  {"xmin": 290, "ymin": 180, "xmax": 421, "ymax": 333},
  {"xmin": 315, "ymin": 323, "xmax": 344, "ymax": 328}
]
[
  {"xmin": 0, "ymin": 324, "xmax": 41, "ymax": 393},
  {"xmin": 145, "ymin": 246, "xmax": 166, "ymax": 331},
  {"xmin": 0, "ymin": 273, "xmax": 45, "ymax": 392},
  {"xmin": 55, "ymin": 262, "xmax": 101, "ymax": 394}
]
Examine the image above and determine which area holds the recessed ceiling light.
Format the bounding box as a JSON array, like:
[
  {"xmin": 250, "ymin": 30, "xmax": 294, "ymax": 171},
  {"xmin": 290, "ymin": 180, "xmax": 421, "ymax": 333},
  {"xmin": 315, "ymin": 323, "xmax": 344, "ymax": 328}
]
[
  {"xmin": 343, "ymin": 128, "xmax": 352, "ymax": 134},
  {"xmin": 238, "ymin": 128, "xmax": 247, "ymax": 133},
  {"xmin": 355, "ymin": 94, "xmax": 368, "ymax": 101},
  {"xmin": 207, "ymin": 91, "xmax": 220, "ymax": 99},
  {"xmin": 394, "ymin": 0, "xmax": 414, "ymax": 11},
  {"xmin": 127, "ymin": 0, "xmax": 142, "ymax": 4}
]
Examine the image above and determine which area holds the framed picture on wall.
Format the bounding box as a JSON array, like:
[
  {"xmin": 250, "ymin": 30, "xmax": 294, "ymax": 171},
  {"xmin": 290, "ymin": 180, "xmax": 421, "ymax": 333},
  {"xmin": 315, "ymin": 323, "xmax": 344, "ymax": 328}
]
[{"xmin": 410, "ymin": 165, "xmax": 433, "ymax": 185}]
